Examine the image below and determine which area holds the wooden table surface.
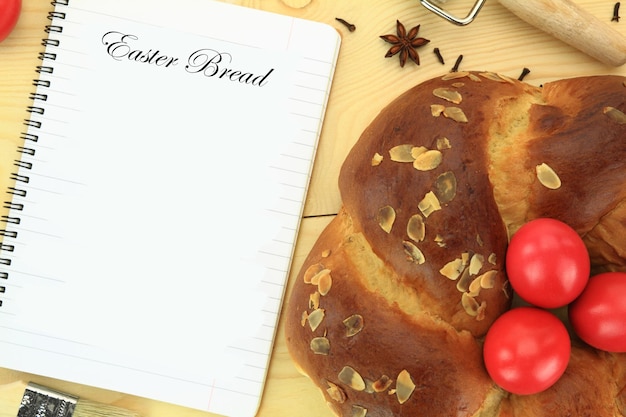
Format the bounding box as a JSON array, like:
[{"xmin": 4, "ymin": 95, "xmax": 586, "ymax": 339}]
[{"xmin": 0, "ymin": 0, "xmax": 625, "ymax": 416}]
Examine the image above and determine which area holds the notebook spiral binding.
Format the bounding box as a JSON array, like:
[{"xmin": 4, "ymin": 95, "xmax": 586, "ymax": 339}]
[{"xmin": 0, "ymin": 0, "xmax": 69, "ymax": 306}]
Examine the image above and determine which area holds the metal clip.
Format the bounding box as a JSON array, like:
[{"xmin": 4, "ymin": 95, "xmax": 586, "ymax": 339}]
[{"xmin": 419, "ymin": 0, "xmax": 486, "ymax": 26}]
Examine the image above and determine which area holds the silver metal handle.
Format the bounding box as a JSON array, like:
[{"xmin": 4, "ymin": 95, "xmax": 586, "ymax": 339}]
[{"xmin": 419, "ymin": 0, "xmax": 487, "ymax": 26}]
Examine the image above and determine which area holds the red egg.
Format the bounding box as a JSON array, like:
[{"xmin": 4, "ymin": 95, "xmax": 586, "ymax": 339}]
[
  {"xmin": 506, "ymin": 218, "xmax": 590, "ymax": 309},
  {"xmin": 0, "ymin": 0, "xmax": 21, "ymax": 43},
  {"xmin": 483, "ymin": 307, "xmax": 571, "ymax": 395},
  {"xmin": 569, "ymin": 272, "xmax": 626, "ymax": 353}
]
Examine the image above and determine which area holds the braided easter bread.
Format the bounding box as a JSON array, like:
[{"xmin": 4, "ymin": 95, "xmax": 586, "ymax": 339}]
[{"xmin": 284, "ymin": 72, "xmax": 626, "ymax": 417}]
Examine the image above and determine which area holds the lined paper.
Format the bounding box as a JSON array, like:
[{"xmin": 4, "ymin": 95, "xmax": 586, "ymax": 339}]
[{"xmin": 0, "ymin": 1, "xmax": 340, "ymax": 416}]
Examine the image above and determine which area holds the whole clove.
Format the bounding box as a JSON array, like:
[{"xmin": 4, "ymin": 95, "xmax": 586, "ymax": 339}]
[
  {"xmin": 518, "ymin": 67, "xmax": 531, "ymax": 81},
  {"xmin": 451, "ymin": 54, "xmax": 463, "ymax": 72},
  {"xmin": 434, "ymin": 47, "xmax": 445, "ymax": 65},
  {"xmin": 335, "ymin": 17, "xmax": 356, "ymax": 32},
  {"xmin": 613, "ymin": 2, "xmax": 621, "ymax": 22}
]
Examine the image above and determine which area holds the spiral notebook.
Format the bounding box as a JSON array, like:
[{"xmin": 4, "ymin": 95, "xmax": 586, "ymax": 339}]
[{"xmin": 0, "ymin": 1, "xmax": 340, "ymax": 416}]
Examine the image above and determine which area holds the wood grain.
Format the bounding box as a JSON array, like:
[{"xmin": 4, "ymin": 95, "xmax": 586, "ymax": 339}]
[{"xmin": 0, "ymin": 1, "xmax": 624, "ymax": 416}]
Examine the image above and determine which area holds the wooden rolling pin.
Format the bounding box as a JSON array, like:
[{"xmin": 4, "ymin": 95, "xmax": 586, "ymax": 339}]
[{"xmin": 498, "ymin": 0, "xmax": 626, "ymax": 66}]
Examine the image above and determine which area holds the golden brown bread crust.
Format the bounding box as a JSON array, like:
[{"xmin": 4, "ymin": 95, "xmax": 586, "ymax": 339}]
[
  {"xmin": 284, "ymin": 72, "xmax": 626, "ymax": 417},
  {"xmin": 491, "ymin": 75, "xmax": 626, "ymax": 273}
]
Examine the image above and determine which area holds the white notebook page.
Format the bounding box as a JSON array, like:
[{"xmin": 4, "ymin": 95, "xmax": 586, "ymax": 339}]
[{"xmin": 0, "ymin": 1, "xmax": 340, "ymax": 416}]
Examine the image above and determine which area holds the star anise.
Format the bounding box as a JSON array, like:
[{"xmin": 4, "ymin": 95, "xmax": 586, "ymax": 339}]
[{"xmin": 380, "ymin": 20, "xmax": 430, "ymax": 67}]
